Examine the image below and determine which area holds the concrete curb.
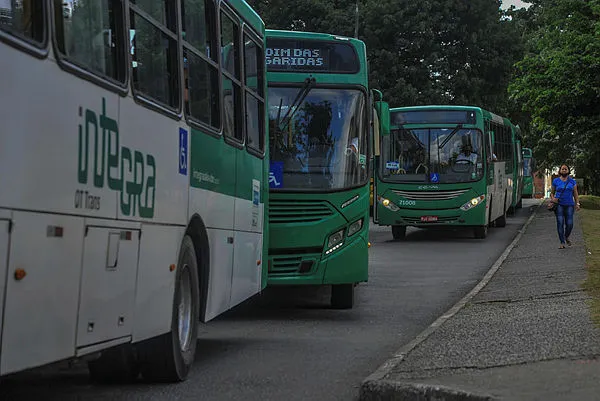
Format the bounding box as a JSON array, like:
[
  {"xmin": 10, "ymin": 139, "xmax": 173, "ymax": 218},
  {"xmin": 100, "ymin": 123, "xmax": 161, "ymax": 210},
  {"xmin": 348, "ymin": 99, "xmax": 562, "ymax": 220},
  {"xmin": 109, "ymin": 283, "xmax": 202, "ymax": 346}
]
[
  {"xmin": 359, "ymin": 199, "xmax": 543, "ymax": 401},
  {"xmin": 360, "ymin": 380, "xmax": 498, "ymax": 401}
]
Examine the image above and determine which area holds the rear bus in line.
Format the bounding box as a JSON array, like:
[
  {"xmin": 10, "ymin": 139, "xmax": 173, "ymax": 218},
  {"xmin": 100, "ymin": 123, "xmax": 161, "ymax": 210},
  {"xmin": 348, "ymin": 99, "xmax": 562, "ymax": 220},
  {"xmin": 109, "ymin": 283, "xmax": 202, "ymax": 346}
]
[
  {"xmin": 265, "ymin": 29, "xmax": 389, "ymax": 308},
  {"xmin": 508, "ymin": 124, "xmax": 524, "ymax": 214},
  {"xmin": 0, "ymin": 0, "xmax": 268, "ymax": 382},
  {"xmin": 374, "ymin": 105, "xmax": 520, "ymax": 240},
  {"xmin": 522, "ymin": 147, "xmax": 535, "ymax": 198}
]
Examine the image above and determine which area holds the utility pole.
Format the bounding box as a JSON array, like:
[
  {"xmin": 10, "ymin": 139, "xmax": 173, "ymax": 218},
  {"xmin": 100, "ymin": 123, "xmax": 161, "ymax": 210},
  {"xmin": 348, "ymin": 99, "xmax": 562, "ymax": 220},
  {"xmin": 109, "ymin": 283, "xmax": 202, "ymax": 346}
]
[{"xmin": 354, "ymin": 0, "xmax": 359, "ymax": 38}]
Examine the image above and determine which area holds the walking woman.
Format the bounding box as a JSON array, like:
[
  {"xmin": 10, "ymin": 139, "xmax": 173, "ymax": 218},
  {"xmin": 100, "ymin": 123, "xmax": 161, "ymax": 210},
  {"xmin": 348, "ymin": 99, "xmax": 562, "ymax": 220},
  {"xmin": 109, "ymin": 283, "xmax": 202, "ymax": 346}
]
[{"xmin": 549, "ymin": 164, "xmax": 580, "ymax": 248}]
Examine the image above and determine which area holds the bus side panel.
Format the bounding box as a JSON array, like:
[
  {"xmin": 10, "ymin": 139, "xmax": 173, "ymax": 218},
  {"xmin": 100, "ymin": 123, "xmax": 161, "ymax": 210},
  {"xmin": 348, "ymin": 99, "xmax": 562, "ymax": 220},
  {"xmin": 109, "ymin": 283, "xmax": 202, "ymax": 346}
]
[
  {"xmin": 189, "ymin": 130, "xmax": 237, "ymax": 321},
  {"xmin": 0, "ymin": 213, "xmax": 10, "ymax": 356},
  {"xmin": 232, "ymin": 151, "xmax": 264, "ymax": 308},
  {"xmin": 203, "ymin": 228, "xmax": 234, "ymax": 322},
  {"xmin": 132, "ymin": 224, "xmax": 183, "ymax": 342},
  {"xmin": 76, "ymin": 223, "xmax": 141, "ymax": 348},
  {"xmin": 0, "ymin": 48, "xmax": 119, "ymax": 219},
  {"xmin": 0, "ymin": 212, "xmax": 83, "ymax": 375},
  {"xmin": 231, "ymin": 231, "xmax": 262, "ymax": 308},
  {"xmin": 489, "ymin": 161, "xmax": 507, "ymax": 222},
  {"xmin": 117, "ymin": 101, "xmax": 189, "ymax": 225}
]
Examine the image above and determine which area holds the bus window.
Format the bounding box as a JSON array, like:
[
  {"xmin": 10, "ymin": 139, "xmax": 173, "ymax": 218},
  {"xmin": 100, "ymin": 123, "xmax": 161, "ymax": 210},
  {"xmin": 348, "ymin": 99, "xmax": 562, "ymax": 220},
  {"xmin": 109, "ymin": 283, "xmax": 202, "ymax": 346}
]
[
  {"xmin": 0, "ymin": 0, "xmax": 44, "ymax": 45},
  {"xmin": 55, "ymin": 0, "xmax": 125, "ymax": 83},
  {"xmin": 220, "ymin": 10, "xmax": 242, "ymax": 141},
  {"xmin": 182, "ymin": 0, "xmax": 219, "ymax": 128},
  {"xmin": 130, "ymin": 0, "xmax": 179, "ymax": 109},
  {"xmin": 244, "ymin": 34, "xmax": 264, "ymax": 152}
]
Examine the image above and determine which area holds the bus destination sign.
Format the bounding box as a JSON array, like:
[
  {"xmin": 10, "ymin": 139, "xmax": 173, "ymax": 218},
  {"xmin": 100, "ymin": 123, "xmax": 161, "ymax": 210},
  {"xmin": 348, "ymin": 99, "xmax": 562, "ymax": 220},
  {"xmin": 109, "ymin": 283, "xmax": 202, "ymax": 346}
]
[{"xmin": 266, "ymin": 38, "xmax": 359, "ymax": 73}]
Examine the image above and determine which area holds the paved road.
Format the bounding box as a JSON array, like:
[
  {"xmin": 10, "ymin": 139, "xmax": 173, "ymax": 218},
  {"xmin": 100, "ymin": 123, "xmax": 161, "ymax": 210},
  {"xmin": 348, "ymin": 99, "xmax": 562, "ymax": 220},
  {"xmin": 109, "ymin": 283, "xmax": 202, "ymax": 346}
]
[{"xmin": 2, "ymin": 199, "xmax": 538, "ymax": 401}]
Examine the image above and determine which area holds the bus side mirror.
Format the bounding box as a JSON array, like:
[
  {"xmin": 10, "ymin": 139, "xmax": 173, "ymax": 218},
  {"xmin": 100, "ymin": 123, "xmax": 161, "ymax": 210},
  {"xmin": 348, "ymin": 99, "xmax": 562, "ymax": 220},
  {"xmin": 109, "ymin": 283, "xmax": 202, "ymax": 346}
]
[{"xmin": 375, "ymin": 101, "xmax": 390, "ymax": 136}]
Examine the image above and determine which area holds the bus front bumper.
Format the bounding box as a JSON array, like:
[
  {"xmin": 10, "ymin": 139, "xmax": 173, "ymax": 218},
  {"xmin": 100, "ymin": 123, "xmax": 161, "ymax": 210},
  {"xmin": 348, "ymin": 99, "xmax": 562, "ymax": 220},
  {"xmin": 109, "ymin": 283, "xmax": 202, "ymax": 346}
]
[
  {"xmin": 377, "ymin": 203, "xmax": 487, "ymax": 228},
  {"xmin": 267, "ymin": 233, "xmax": 369, "ymax": 286}
]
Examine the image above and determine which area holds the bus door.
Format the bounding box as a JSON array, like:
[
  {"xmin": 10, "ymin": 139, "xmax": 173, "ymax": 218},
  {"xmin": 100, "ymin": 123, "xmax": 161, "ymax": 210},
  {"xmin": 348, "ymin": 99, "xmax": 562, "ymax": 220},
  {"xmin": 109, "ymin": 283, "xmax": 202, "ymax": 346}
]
[
  {"xmin": 372, "ymin": 108, "xmax": 380, "ymax": 223},
  {"xmin": 373, "ymin": 97, "xmax": 390, "ymax": 224}
]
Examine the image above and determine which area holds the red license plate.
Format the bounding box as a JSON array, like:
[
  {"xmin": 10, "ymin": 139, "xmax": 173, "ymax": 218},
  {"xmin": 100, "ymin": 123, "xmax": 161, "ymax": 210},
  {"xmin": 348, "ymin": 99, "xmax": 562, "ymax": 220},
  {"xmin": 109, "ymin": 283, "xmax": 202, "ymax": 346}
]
[{"xmin": 421, "ymin": 216, "xmax": 438, "ymax": 222}]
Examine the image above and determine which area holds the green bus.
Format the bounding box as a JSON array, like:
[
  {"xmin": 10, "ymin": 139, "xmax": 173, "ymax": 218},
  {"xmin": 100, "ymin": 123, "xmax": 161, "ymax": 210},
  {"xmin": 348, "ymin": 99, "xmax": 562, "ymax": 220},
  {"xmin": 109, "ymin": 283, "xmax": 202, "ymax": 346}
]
[
  {"xmin": 522, "ymin": 147, "xmax": 535, "ymax": 198},
  {"xmin": 265, "ymin": 29, "xmax": 388, "ymax": 308},
  {"xmin": 509, "ymin": 125, "xmax": 524, "ymax": 213},
  {"xmin": 374, "ymin": 105, "xmax": 520, "ymax": 240}
]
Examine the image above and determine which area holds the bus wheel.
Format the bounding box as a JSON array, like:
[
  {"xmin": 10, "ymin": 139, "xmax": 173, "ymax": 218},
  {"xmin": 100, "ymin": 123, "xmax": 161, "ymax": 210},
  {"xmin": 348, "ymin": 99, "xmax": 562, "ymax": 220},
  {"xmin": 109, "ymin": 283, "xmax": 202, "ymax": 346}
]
[
  {"xmin": 88, "ymin": 345, "xmax": 140, "ymax": 384},
  {"xmin": 496, "ymin": 211, "xmax": 507, "ymax": 228},
  {"xmin": 138, "ymin": 235, "xmax": 200, "ymax": 383},
  {"xmin": 391, "ymin": 225, "xmax": 406, "ymax": 240},
  {"xmin": 516, "ymin": 199, "xmax": 523, "ymax": 209},
  {"xmin": 331, "ymin": 284, "xmax": 354, "ymax": 309},
  {"xmin": 474, "ymin": 225, "xmax": 488, "ymax": 239}
]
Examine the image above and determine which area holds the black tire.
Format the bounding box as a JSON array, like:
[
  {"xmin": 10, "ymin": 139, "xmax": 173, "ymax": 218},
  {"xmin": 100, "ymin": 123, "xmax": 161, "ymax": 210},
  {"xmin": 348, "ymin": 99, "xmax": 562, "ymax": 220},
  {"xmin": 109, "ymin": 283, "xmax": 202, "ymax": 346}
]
[
  {"xmin": 474, "ymin": 225, "xmax": 488, "ymax": 239},
  {"xmin": 137, "ymin": 235, "xmax": 200, "ymax": 383},
  {"xmin": 516, "ymin": 199, "xmax": 523, "ymax": 209},
  {"xmin": 391, "ymin": 225, "xmax": 406, "ymax": 240},
  {"xmin": 88, "ymin": 345, "xmax": 140, "ymax": 384},
  {"xmin": 496, "ymin": 211, "xmax": 507, "ymax": 227},
  {"xmin": 331, "ymin": 284, "xmax": 354, "ymax": 309}
]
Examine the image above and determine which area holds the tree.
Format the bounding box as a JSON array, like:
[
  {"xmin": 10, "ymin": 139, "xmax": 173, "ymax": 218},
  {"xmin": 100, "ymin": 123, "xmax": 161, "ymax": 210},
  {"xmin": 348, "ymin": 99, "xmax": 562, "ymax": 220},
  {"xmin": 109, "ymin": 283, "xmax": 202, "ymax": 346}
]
[
  {"xmin": 508, "ymin": 0, "xmax": 600, "ymax": 194},
  {"xmin": 361, "ymin": 0, "xmax": 524, "ymax": 112}
]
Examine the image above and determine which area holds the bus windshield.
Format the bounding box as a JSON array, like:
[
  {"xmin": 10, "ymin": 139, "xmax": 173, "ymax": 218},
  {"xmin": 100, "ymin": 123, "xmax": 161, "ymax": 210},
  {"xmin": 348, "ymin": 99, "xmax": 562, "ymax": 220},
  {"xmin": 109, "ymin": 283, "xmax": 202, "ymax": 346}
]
[
  {"xmin": 268, "ymin": 87, "xmax": 368, "ymax": 191},
  {"xmin": 523, "ymin": 158, "xmax": 532, "ymax": 176},
  {"xmin": 380, "ymin": 127, "xmax": 484, "ymax": 184}
]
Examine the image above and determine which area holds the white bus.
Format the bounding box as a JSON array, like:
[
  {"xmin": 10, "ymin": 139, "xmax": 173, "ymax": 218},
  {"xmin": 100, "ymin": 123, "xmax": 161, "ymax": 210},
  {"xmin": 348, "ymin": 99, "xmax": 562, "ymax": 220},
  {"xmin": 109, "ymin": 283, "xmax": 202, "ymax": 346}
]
[{"xmin": 0, "ymin": 0, "xmax": 268, "ymax": 383}]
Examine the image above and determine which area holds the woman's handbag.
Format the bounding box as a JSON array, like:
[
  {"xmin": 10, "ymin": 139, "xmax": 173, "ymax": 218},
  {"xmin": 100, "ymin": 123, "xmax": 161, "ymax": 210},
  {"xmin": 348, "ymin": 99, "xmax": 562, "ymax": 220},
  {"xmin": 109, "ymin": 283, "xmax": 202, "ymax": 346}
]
[{"xmin": 548, "ymin": 179, "xmax": 569, "ymax": 212}]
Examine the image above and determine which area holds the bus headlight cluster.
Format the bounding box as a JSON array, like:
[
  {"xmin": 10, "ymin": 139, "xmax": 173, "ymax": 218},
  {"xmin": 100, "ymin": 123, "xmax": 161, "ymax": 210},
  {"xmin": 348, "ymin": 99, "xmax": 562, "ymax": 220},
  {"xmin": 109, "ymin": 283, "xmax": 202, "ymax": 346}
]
[
  {"xmin": 325, "ymin": 229, "xmax": 345, "ymax": 255},
  {"xmin": 377, "ymin": 195, "xmax": 399, "ymax": 212},
  {"xmin": 347, "ymin": 218, "xmax": 363, "ymax": 237},
  {"xmin": 460, "ymin": 195, "xmax": 485, "ymax": 211}
]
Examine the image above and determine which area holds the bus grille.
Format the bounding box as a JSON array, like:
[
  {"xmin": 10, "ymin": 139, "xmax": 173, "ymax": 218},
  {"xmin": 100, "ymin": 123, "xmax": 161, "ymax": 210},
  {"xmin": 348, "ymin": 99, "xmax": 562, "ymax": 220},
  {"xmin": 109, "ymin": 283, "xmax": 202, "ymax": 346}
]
[
  {"xmin": 401, "ymin": 215, "xmax": 460, "ymax": 224},
  {"xmin": 392, "ymin": 189, "xmax": 470, "ymax": 201},
  {"xmin": 269, "ymin": 200, "xmax": 334, "ymax": 224},
  {"xmin": 270, "ymin": 255, "xmax": 318, "ymax": 275}
]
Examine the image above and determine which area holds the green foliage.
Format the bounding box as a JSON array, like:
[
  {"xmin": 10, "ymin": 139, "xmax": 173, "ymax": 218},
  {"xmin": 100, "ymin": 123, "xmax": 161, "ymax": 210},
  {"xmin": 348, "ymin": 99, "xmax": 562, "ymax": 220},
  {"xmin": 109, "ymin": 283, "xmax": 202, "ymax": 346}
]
[
  {"xmin": 508, "ymin": 0, "xmax": 600, "ymax": 194},
  {"xmin": 580, "ymin": 195, "xmax": 600, "ymax": 210},
  {"xmin": 250, "ymin": 0, "xmax": 525, "ymax": 115}
]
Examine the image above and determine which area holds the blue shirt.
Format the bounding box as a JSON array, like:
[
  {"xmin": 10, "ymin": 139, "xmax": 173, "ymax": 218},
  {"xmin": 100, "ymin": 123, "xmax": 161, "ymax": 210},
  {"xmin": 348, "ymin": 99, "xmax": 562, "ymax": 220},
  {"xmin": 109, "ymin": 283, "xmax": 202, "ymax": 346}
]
[{"xmin": 552, "ymin": 177, "xmax": 577, "ymax": 206}]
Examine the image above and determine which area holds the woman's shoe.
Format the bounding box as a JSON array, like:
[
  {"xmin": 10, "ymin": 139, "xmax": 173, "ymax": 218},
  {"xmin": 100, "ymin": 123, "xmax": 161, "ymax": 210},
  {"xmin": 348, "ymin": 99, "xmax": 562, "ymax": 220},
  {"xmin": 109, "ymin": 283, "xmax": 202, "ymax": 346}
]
[
  {"xmin": 559, "ymin": 243, "xmax": 566, "ymax": 249},
  {"xmin": 566, "ymin": 238, "xmax": 572, "ymax": 246}
]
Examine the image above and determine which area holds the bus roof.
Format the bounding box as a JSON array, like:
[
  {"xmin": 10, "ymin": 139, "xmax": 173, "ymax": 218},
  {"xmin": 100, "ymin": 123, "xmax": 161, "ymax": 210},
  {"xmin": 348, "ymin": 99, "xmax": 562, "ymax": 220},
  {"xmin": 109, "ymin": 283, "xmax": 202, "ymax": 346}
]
[
  {"xmin": 266, "ymin": 29, "xmax": 366, "ymax": 50},
  {"xmin": 390, "ymin": 105, "xmax": 513, "ymax": 127},
  {"xmin": 229, "ymin": 0, "xmax": 265, "ymax": 33}
]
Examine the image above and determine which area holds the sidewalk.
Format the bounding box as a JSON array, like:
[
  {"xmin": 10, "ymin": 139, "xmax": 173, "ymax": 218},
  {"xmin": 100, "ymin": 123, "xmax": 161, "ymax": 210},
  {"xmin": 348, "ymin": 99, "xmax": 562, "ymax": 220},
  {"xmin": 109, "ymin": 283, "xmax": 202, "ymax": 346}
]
[{"xmin": 360, "ymin": 201, "xmax": 600, "ymax": 401}]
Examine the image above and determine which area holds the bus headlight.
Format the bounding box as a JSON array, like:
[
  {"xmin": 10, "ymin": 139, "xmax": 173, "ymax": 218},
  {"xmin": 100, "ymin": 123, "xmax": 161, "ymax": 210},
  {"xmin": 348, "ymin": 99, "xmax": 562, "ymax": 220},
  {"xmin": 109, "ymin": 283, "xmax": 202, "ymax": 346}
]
[
  {"xmin": 460, "ymin": 195, "xmax": 485, "ymax": 211},
  {"xmin": 325, "ymin": 229, "xmax": 345, "ymax": 255},
  {"xmin": 377, "ymin": 195, "xmax": 399, "ymax": 211},
  {"xmin": 347, "ymin": 218, "xmax": 363, "ymax": 237}
]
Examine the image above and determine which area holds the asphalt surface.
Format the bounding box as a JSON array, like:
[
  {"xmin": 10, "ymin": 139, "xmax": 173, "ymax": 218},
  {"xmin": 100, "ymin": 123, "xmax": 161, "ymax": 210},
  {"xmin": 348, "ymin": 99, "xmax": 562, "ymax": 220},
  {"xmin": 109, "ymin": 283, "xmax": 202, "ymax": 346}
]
[
  {"xmin": 1, "ymin": 200, "xmax": 537, "ymax": 401},
  {"xmin": 360, "ymin": 202, "xmax": 600, "ymax": 401}
]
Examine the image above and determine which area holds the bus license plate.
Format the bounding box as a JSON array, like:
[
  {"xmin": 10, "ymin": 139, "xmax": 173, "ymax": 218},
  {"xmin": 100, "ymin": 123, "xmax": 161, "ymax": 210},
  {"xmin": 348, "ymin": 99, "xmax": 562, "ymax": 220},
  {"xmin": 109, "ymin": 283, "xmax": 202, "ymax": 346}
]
[{"xmin": 421, "ymin": 216, "xmax": 438, "ymax": 222}]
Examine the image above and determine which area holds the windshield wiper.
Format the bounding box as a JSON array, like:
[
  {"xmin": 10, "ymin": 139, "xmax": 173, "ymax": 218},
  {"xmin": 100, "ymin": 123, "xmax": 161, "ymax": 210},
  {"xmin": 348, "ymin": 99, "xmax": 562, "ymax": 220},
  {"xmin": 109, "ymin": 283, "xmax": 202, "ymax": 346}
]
[
  {"xmin": 438, "ymin": 124, "xmax": 463, "ymax": 149},
  {"xmin": 277, "ymin": 77, "xmax": 316, "ymax": 132}
]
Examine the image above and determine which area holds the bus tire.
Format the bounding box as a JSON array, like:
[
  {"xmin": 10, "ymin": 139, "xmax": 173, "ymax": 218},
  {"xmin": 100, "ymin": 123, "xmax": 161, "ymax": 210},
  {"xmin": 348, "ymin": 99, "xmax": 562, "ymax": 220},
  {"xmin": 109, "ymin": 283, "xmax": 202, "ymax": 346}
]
[
  {"xmin": 138, "ymin": 235, "xmax": 200, "ymax": 383},
  {"xmin": 474, "ymin": 225, "xmax": 488, "ymax": 239},
  {"xmin": 391, "ymin": 225, "xmax": 406, "ymax": 240},
  {"xmin": 516, "ymin": 199, "xmax": 523, "ymax": 209},
  {"xmin": 331, "ymin": 284, "xmax": 354, "ymax": 309},
  {"xmin": 88, "ymin": 344, "xmax": 140, "ymax": 384},
  {"xmin": 496, "ymin": 211, "xmax": 507, "ymax": 227}
]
